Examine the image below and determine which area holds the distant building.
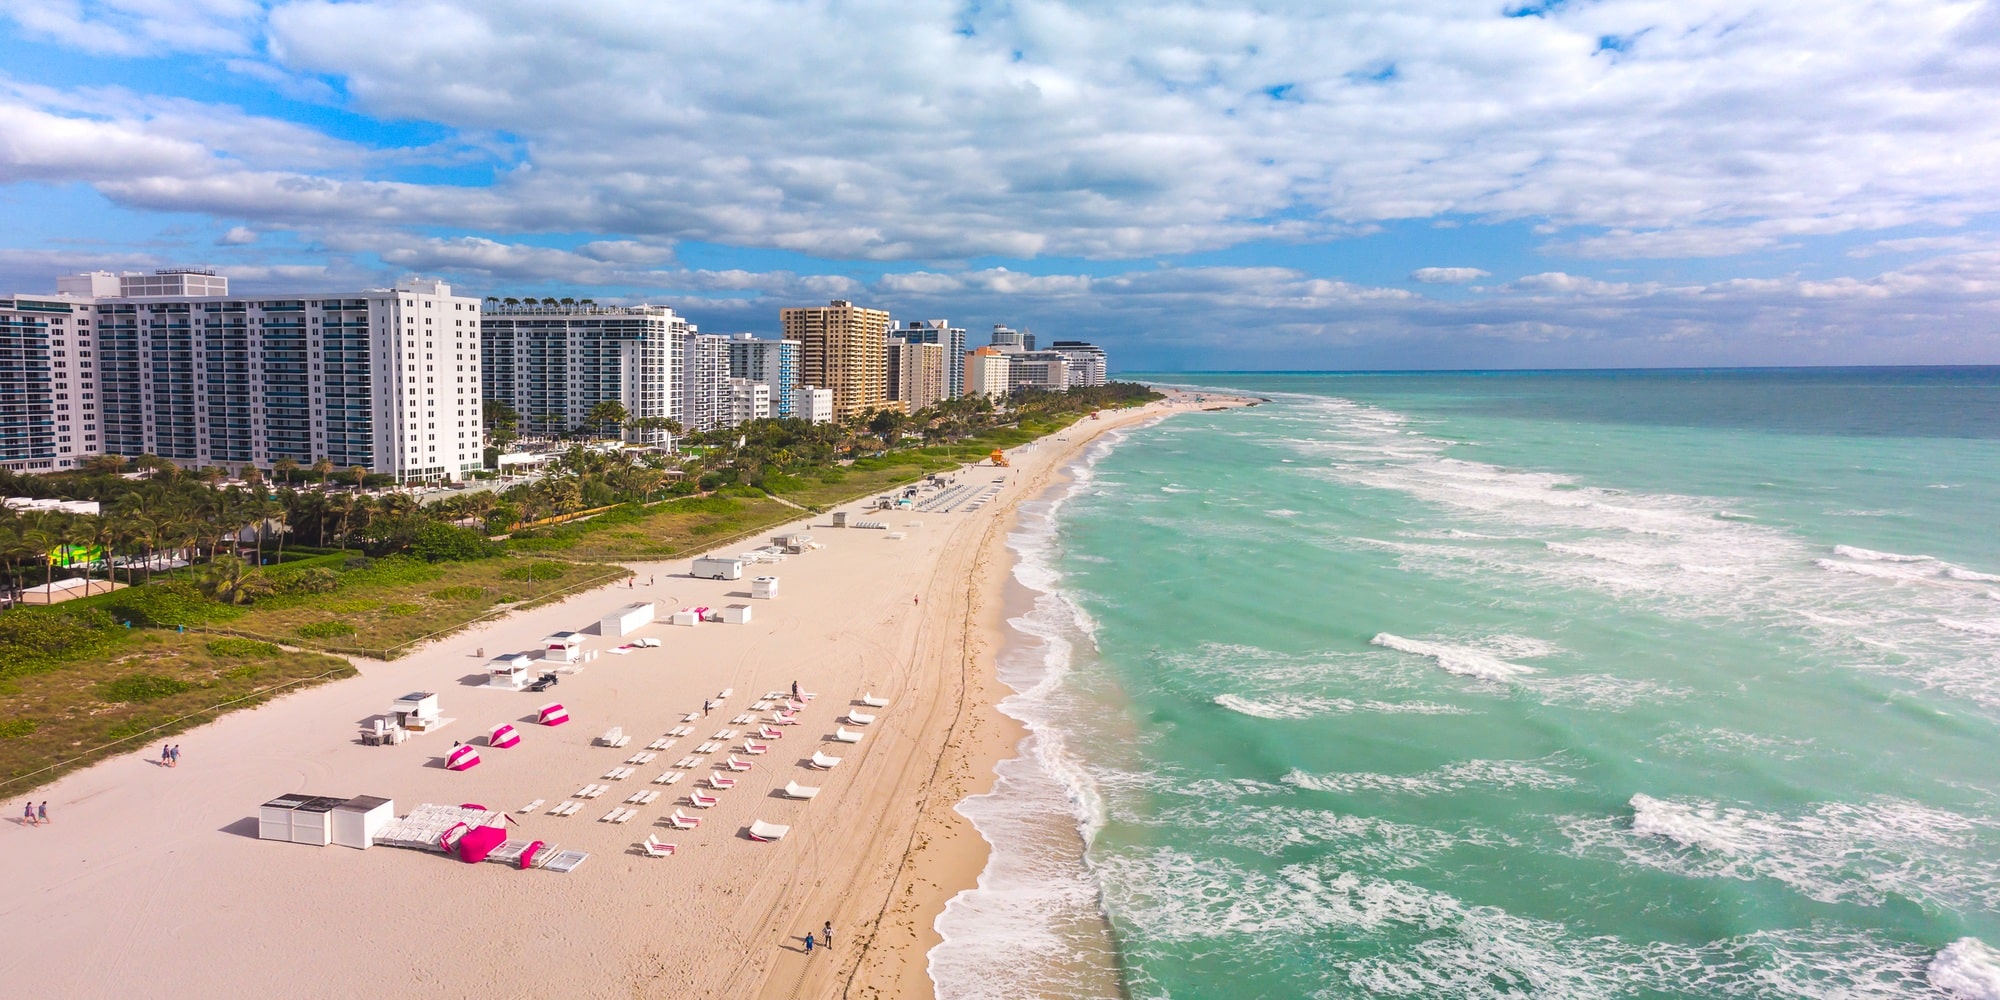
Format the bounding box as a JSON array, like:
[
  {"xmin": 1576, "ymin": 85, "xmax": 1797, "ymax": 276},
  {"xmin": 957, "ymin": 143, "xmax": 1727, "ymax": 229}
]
[
  {"xmin": 1007, "ymin": 351, "xmax": 1071, "ymax": 392},
  {"xmin": 988, "ymin": 324, "xmax": 1025, "ymax": 352},
  {"xmin": 726, "ymin": 334, "xmax": 802, "ymax": 417},
  {"xmin": 890, "ymin": 319, "xmax": 966, "ymax": 398},
  {"xmin": 781, "ymin": 299, "xmax": 890, "ymax": 421},
  {"xmin": 964, "ymin": 346, "xmax": 1013, "ymax": 398},
  {"xmin": 728, "ymin": 378, "xmax": 771, "ymax": 425},
  {"xmin": 682, "ymin": 332, "xmax": 733, "ymax": 432},
  {"xmin": 1049, "ymin": 341, "xmax": 1108, "ymax": 387},
  {"xmin": 483, "ymin": 301, "xmax": 686, "ymax": 444},
  {"xmin": 14, "ymin": 269, "xmax": 482, "ymax": 482},
  {"xmin": 886, "ymin": 340, "xmax": 947, "ymax": 414},
  {"xmin": 799, "ymin": 386, "xmax": 835, "ymax": 424}
]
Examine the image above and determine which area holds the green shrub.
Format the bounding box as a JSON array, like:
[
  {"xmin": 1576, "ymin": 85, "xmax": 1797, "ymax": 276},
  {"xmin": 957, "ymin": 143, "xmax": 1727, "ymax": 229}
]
[
  {"xmin": 224, "ymin": 664, "xmax": 264, "ymax": 681},
  {"xmin": 383, "ymin": 603, "xmax": 422, "ymax": 616},
  {"xmin": 0, "ymin": 607, "xmax": 125, "ymax": 677},
  {"xmin": 760, "ymin": 473, "xmax": 807, "ymax": 493},
  {"xmin": 411, "ymin": 522, "xmax": 502, "ymax": 562},
  {"xmin": 321, "ymin": 598, "xmax": 380, "ymax": 614},
  {"xmin": 499, "ymin": 561, "xmax": 570, "ymax": 582},
  {"xmin": 105, "ymin": 715, "xmax": 166, "ymax": 741},
  {"xmin": 0, "ymin": 718, "xmax": 37, "ymax": 739},
  {"xmin": 108, "ymin": 580, "xmax": 242, "ymax": 628},
  {"xmin": 297, "ymin": 621, "xmax": 358, "ymax": 639},
  {"xmin": 206, "ymin": 638, "xmax": 280, "ymax": 658},
  {"xmin": 430, "ymin": 585, "xmax": 487, "ymax": 602},
  {"xmin": 505, "ymin": 534, "xmax": 577, "ymax": 552},
  {"xmin": 98, "ymin": 673, "xmax": 192, "ymax": 703},
  {"xmin": 269, "ymin": 567, "xmax": 340, "ymax": 596},
  {"xmin": 337, "ymin": 554, "xmax": 441, "ymax": 588}
]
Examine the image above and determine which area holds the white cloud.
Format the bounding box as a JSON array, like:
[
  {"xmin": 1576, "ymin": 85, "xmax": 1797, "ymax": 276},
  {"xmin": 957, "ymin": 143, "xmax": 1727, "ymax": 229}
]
[
  {"xmin": 1411, "ymin": 267, "xmax": 1490, "ymax": 284},
  {"xmin": 216, "ymin": 226, "xmax": 257, "ymax": 245},
  {"xmin": 2, "ymin": 0, "xmax": 262, "ymax": 56}
]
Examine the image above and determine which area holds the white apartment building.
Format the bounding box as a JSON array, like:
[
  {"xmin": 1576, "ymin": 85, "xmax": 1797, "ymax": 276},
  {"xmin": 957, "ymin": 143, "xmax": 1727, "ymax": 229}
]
[
  {"xmin": 13, "ymin": 270, "xmax": 483, "ymax": 482},
  {"xmin": 0, "ymin": 292, "xmax": 96, "ymax": 473},
  {"xmin": 1048, "ymin": 341, "xmax": 1109, "ymax": 387},
  {"xmin": 1006, "ymin": 351, "xmax": 1071, "ymax": 392},
  {"xmin": 482, "ymin": 301, "xmax": 686, "ymax": 443},
  {"xmin": 683, "ymin": 332, "xmax": 733, "ymax": 432},
  {"xmin": 800, "ymin": 386, "xmax": 835, "ymax": 424},
  {"xmin": 963, "ymin": 347, "xmax": 1013, "ymax": 398},
  {"xmin": 728, "ymin": 378, "xmax": 772, "ymax": 425},
  {"xmin": 726, "ymin": 334, "xmax": 802, "ymax": 417}
]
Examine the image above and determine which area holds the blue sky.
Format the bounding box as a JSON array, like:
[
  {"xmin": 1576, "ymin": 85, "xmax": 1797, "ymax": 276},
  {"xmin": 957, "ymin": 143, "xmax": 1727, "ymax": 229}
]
[{"xmin": 2, "ymin": 0, "xmax": 1999, "ymax": 370}]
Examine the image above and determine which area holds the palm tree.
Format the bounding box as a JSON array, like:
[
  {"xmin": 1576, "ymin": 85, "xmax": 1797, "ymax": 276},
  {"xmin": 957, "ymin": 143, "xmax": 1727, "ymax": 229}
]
[
  {"xmin": 273, "ymin": 457, "xmax": 300, "ymax": 487},
  {"xmin": 198, "ymin": 553, "xmax": 270, "ymax": 605},
  {"xmin": 347, "ymin": 465, "xmax": 367, "ymax": 490}
]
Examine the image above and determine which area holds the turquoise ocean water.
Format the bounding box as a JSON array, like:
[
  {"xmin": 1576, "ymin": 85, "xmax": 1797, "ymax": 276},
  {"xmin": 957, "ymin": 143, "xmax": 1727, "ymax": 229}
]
[{"xmin": 931, "ymin": 369, "xmax": 2000, "ymax": 999}]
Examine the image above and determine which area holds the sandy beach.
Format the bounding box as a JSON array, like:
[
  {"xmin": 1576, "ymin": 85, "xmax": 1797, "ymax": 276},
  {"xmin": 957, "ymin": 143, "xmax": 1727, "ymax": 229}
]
[{"xmin": 0, "ymin": 391, "xmax": 1242, "ymax": 999}]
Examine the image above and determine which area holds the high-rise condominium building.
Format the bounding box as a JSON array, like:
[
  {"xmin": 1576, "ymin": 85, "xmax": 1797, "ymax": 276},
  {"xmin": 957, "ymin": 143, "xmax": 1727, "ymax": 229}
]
[
  {"xmin": 781, "ymin": 299, "xmax": 890, "ymax": 421},
  {"xmin": 1049, "ymin": 341, "xmax": 1109, "ymax": 387},
  {"xmin": 886, "ymin": 340, "xmax": 947, "ymax": 414},
  {"xmin": 10, "ymin": 269, "xmax": 482, "ymax": 482},
  {"xmin": 964, "ymin": 346, "xmax": 1013, "ymax": 398},
  {"xmin": 683, "ymin": 333, "xmax": 733, "ymax": 432},
  {"xmin": 1007, "ymin": 351, "xmax": 1071, "ymax": 392},
  {"xmin": 889, "ymin": 319, "xmax": 966, "ymax": 398},
  {"xmin": 726, "ymin": 334, "xmax": 802, "ymax": 417},
  {"xmin": 482, "ymin": 301, "xmax": 686, "ymax": 443}
]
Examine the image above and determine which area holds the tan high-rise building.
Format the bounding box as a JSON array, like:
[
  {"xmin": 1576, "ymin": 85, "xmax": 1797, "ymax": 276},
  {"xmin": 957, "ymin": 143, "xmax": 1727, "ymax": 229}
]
[
  {"xmin": 780, "ymin": 299, "xmax": 891, "ymax": 421},
  {"xmin": 887, "ymin": 340, "xmax": 947, "ymax": 414}
]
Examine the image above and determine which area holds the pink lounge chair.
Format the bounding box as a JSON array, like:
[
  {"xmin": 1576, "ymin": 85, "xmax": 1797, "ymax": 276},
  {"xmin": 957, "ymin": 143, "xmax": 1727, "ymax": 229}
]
[
  {"xmin": 723, "ymin": 755, "xmax": 753, "ymax": 772},
  {"xmin": 666, "ymin": 810, "xmax": 702, "ymax": 829},
  {"xmin": 708, "ymin": 775, "xmax": 737, "ymax": 790},
  {"xmin": 741, "ymin": 742, "xmax": 769, "ymax": 755},
  {"xmin": 758, "ymin": 725, "xmax": 785, "ymax": 740},
  {"xmin": 688, "ymin": 791, "xmax": 719, "ymax": 809},
  {"xmin": 642, "ymin": 835, "xmax": 675, "ymax": 857}
]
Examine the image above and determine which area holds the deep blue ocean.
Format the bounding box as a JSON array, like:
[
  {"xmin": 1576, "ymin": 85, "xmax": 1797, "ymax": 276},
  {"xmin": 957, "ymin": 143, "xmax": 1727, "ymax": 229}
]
[{"xmin": 932, "ymin": 368, "xmax": 2000, "ymax": 999}]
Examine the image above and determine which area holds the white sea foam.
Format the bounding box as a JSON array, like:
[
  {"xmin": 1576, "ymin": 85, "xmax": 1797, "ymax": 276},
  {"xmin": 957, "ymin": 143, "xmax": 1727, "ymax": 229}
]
[
  {"xmin": 1938, "ymin": 618, "xmax": 2000, "ymax": 637},
  {"xmin": 1371, "ymin": 633, "xmax": 1541, "ymax": 681},
  {"xmin": 1931, "ymin": 938, "xmax": 2000, "ymax": 1000},
  {"xmin": 1834, "ymin": 544, "xmax": 1937, "ymax": 563},
  {"xmin": 1285, "ymin": 757, "xmax": 1578, "ymax": 797},
  {"xmin": 1213, "ymin": 693, "xmax": 1466, "ymax": 719},
  {"xmin": 1564, "ymin": 794, "xmax": 2000, "ymax": 909},
  {"xmin": 1950, "ymin": 567, "xmax": 2000, "ymax": 583}
]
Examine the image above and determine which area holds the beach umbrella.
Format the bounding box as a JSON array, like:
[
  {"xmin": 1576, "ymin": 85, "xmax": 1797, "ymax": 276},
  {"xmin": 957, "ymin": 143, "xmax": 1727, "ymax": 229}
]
[{"xmin": 488, "ymin": 723, "xmax": 521, "ymax": 748}]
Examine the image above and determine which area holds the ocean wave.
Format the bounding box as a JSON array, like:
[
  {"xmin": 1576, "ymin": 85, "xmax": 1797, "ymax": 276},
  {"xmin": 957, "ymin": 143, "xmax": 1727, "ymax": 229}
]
[
  {"xmin": 1371, "ymin": 633, "xmax": 1542, "ymax": 681},
  {"xmin": 1931, "ymin": 938, "xmax": 2000, "ymax": 1000},
  {"xmin": 1212, "ymin": 693, "xmax": 1467, "ymax": 719},
  {"xmin": 1834, "ymin": 544, "xmax": 1937, "ymax": 563},
  {"xmin": 1950, "ymin": 567, "xmax": 2000, "ymax": 583},
  {"xmin": 1285, "ymin": 757, "xmax": 1577, "ymax": 797},
  {"xmin": 1562, "ymin": 794, "xmax": 2000, "ymax": 910},
  {"xmin": 1938, "ymin": 618, "xmax": 2000, "ymax": 637}
]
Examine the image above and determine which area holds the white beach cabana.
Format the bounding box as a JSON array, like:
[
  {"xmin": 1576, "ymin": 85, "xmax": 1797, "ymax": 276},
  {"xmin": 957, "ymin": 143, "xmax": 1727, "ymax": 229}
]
[
  {"xmin": 330, "ymin": 795, "xmax": 395, "ymax": 849},
  {"xmin": 600, "ymin": 602, "xmax": 655, "ymax": 637},
  {"xmin": 747, "ymin": 820, "xmax": 790, "ymax": 842},
  {"xmin": 486, "ymin": 654, "xmax": 534, "ymax": 690}
]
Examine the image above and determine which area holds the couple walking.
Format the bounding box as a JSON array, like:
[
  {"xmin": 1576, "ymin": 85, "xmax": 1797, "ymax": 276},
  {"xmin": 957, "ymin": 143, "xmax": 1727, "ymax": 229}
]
[
  {"xmin": 160, "ymin": 744, "xmax": 181, "ymax": 767},
  {"xmin": 803, "ymin": 921, "xmax": 832, "ymax": 953},
  {"xmin": 22, "ymin": 801, "xmax": 47, "ymax": 826}
]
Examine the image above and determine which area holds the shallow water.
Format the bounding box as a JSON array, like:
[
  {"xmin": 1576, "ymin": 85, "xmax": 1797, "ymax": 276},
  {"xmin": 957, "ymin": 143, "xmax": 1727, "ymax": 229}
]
[{"xmin": 934, "ymin": 369, "xmax": 2000, "ymax": 999}]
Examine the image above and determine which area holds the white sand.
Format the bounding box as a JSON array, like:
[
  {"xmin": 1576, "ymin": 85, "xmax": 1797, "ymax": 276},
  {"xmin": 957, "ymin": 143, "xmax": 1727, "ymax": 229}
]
[{"xmin": 0, "ymin": 394, "xmax": 1232, "ymax": 998}]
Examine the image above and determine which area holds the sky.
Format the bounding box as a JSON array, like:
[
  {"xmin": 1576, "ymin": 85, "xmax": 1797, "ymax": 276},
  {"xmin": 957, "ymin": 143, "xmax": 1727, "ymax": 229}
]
[{"xmin": 1, "ymin": 0, "xmax": 1998, "ymax": 370}]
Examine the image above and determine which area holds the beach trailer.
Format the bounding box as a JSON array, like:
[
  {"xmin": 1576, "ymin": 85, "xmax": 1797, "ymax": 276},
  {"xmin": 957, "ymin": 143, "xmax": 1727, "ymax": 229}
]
[
  {"xmin": 330, "ymin": 795, "xmax": 394, "ymax": 850},
  {"xmin": 691, "ymin": 557, "xmax": 744, "ymax": 580},
  {"xmin": 486, "ymin": 653, "xmax": 535, "ymax": 690},
  {"xmin": 542, "ymin": 631, "xmax": 584, "ymax": 663},
  {"xmin": 720, "ymin": 604, "xmax": 753, "ymax": 624},
  {"xmin": 488, "ymin": 723, "xmax": 521, "ymax": 748},
  {"xmin": 538, "ymin": 702, "xmax": 570, "ymax": 726},
  {"xmin": 600, "ymin": 602, "xmax": 656, "ymax": 637},
  {"xmin": 446, "ymin": 744, "xmax": 482, "ymax": 771},
  {"xmin": 392, "ymin": 691, "xmax": 441, "ymax": 732},
  {"xmin": 751, "ymin": 576, "xmax": 780, "ymax": 600}
]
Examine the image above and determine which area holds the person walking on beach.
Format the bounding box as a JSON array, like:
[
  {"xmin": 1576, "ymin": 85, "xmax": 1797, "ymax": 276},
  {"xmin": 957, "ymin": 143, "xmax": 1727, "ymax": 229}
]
[
  {"xmin": 37, "ymin": 802, "xmax": 48, "ymax": 825},
  {"xmin": 169, "ymin": 745, "xmax": 180, "ymax": 767},
  {"xmin": 23, "ymin": 801, "xmax": 36, "ymax": 826},
  {"xmin": 823, "ymin": 921, "xmax": 833, "ymax": 949},
  {"xmin": 803, "ymin": 930, "xmax": 814, "ymax": 954},
  {"xmin": 161, "ymin": 744, "xmax": 172, "ymax": 767},
  {"xmin": 791, "ymin": 680, "xmax": 800, "ymax": 701}
]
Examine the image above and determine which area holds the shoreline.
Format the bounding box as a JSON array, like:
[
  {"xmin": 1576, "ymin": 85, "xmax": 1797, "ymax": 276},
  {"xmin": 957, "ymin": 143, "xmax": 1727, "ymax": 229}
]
[{"xmin": 852, "ymin": 392, "xmax": 1257, "ymax": 999}]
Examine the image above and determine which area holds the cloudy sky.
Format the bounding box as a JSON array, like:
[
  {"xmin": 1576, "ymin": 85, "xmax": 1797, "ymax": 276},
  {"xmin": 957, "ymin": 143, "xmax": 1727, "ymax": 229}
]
[{"xmin": 2, "ymin": 0, "xmax": 1998, "ymax": 369}]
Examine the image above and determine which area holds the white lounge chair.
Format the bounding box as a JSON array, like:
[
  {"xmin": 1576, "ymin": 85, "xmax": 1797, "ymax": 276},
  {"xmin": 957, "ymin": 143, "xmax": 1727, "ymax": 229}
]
[
  {"xmin": 707, "ymin": 774, "xmax": 737, "ymax": 790},
  {"xmin": 770, "ymin": 714, "xmax": 799, "ymax": 726},
  {"xmin": 646, "ymin": 738, "xmax": 674, "ymax": 751},
  {"xmin": 519, "ymin": 799, "xmax": 545, "ymax": 814},
  {"xmin": 695, "ymin": 741, "xmax": 721, "ymax": 754},
  {"xmin": 722, "ymin": 755, "xmax": 753, "ymax": 771},
  {"xmin": 666, "ymin": 810, "xmax": 701, "ymax": 830},
  {"xmin": 712, "ymin": 729, "xmax": 739, "ymax": 740},
  {"xmin": 673, "ymin": 755, "xmax": 703, "ymax": 768},
  {"xmin": 625, "ymin": 752, "xmax": 657, "ymax": 764},
  {"xmin": 832, "ymin": 727, "xmax": 864, "ymax": 743},
  {"xmin": 845, "ymin": 712, "xmax": 875, "ymax": 726},
  {"xmin": 560, "ymin": 801, "xmax": 583, "ymax": 816},
  {"xmin": 549, "ymin": 799, "xmax": 578, "ymax": 816},
  {"xmin": 809, "ymin": 751, "xmax": 842, "ymax": 769},
  {"xmin": 758, "ymin": 725, "xmax": 785, "ymax": 740},
  {"xmin": 642, "ymin": 835, "xmax": 676, "ymax": 857},
  {"xmin": 747, "ymin": 820, "xmax": 790, "ymax": 842},
  {"xmin": 741, "ymin": 741, "xmax": 769, "ymax": 755},
  {"xmin": 716, "ymin": 688, "xmax": 733, "ymax": 700},
  {"xmin": 600, "ymin": 808, "xmax": 625, "ymax": 823},
  {"xmin": 860, "ymin": 692, "xmax": 889, "ymax": 708},
  {"xmin": 669, "ymin": 725, "xmax": 695, "ymax": 737},
  {"xmin": 730, "ymin": 713, "xmax": 756, "ymax": 725},
  {"xmin": 653, "ymin": 771, "xmax": 684, "ymax": 785},
  {"xmin": 688, "ymin": 791, "xmax": 719, "ymax": 809},
  {"xmin": 783, "ymin": 781, "xmax": 820, "ymax": 799},
  {"xmin": 612, "ymin": 809, "xmax": 637, "ymax": 824}
]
